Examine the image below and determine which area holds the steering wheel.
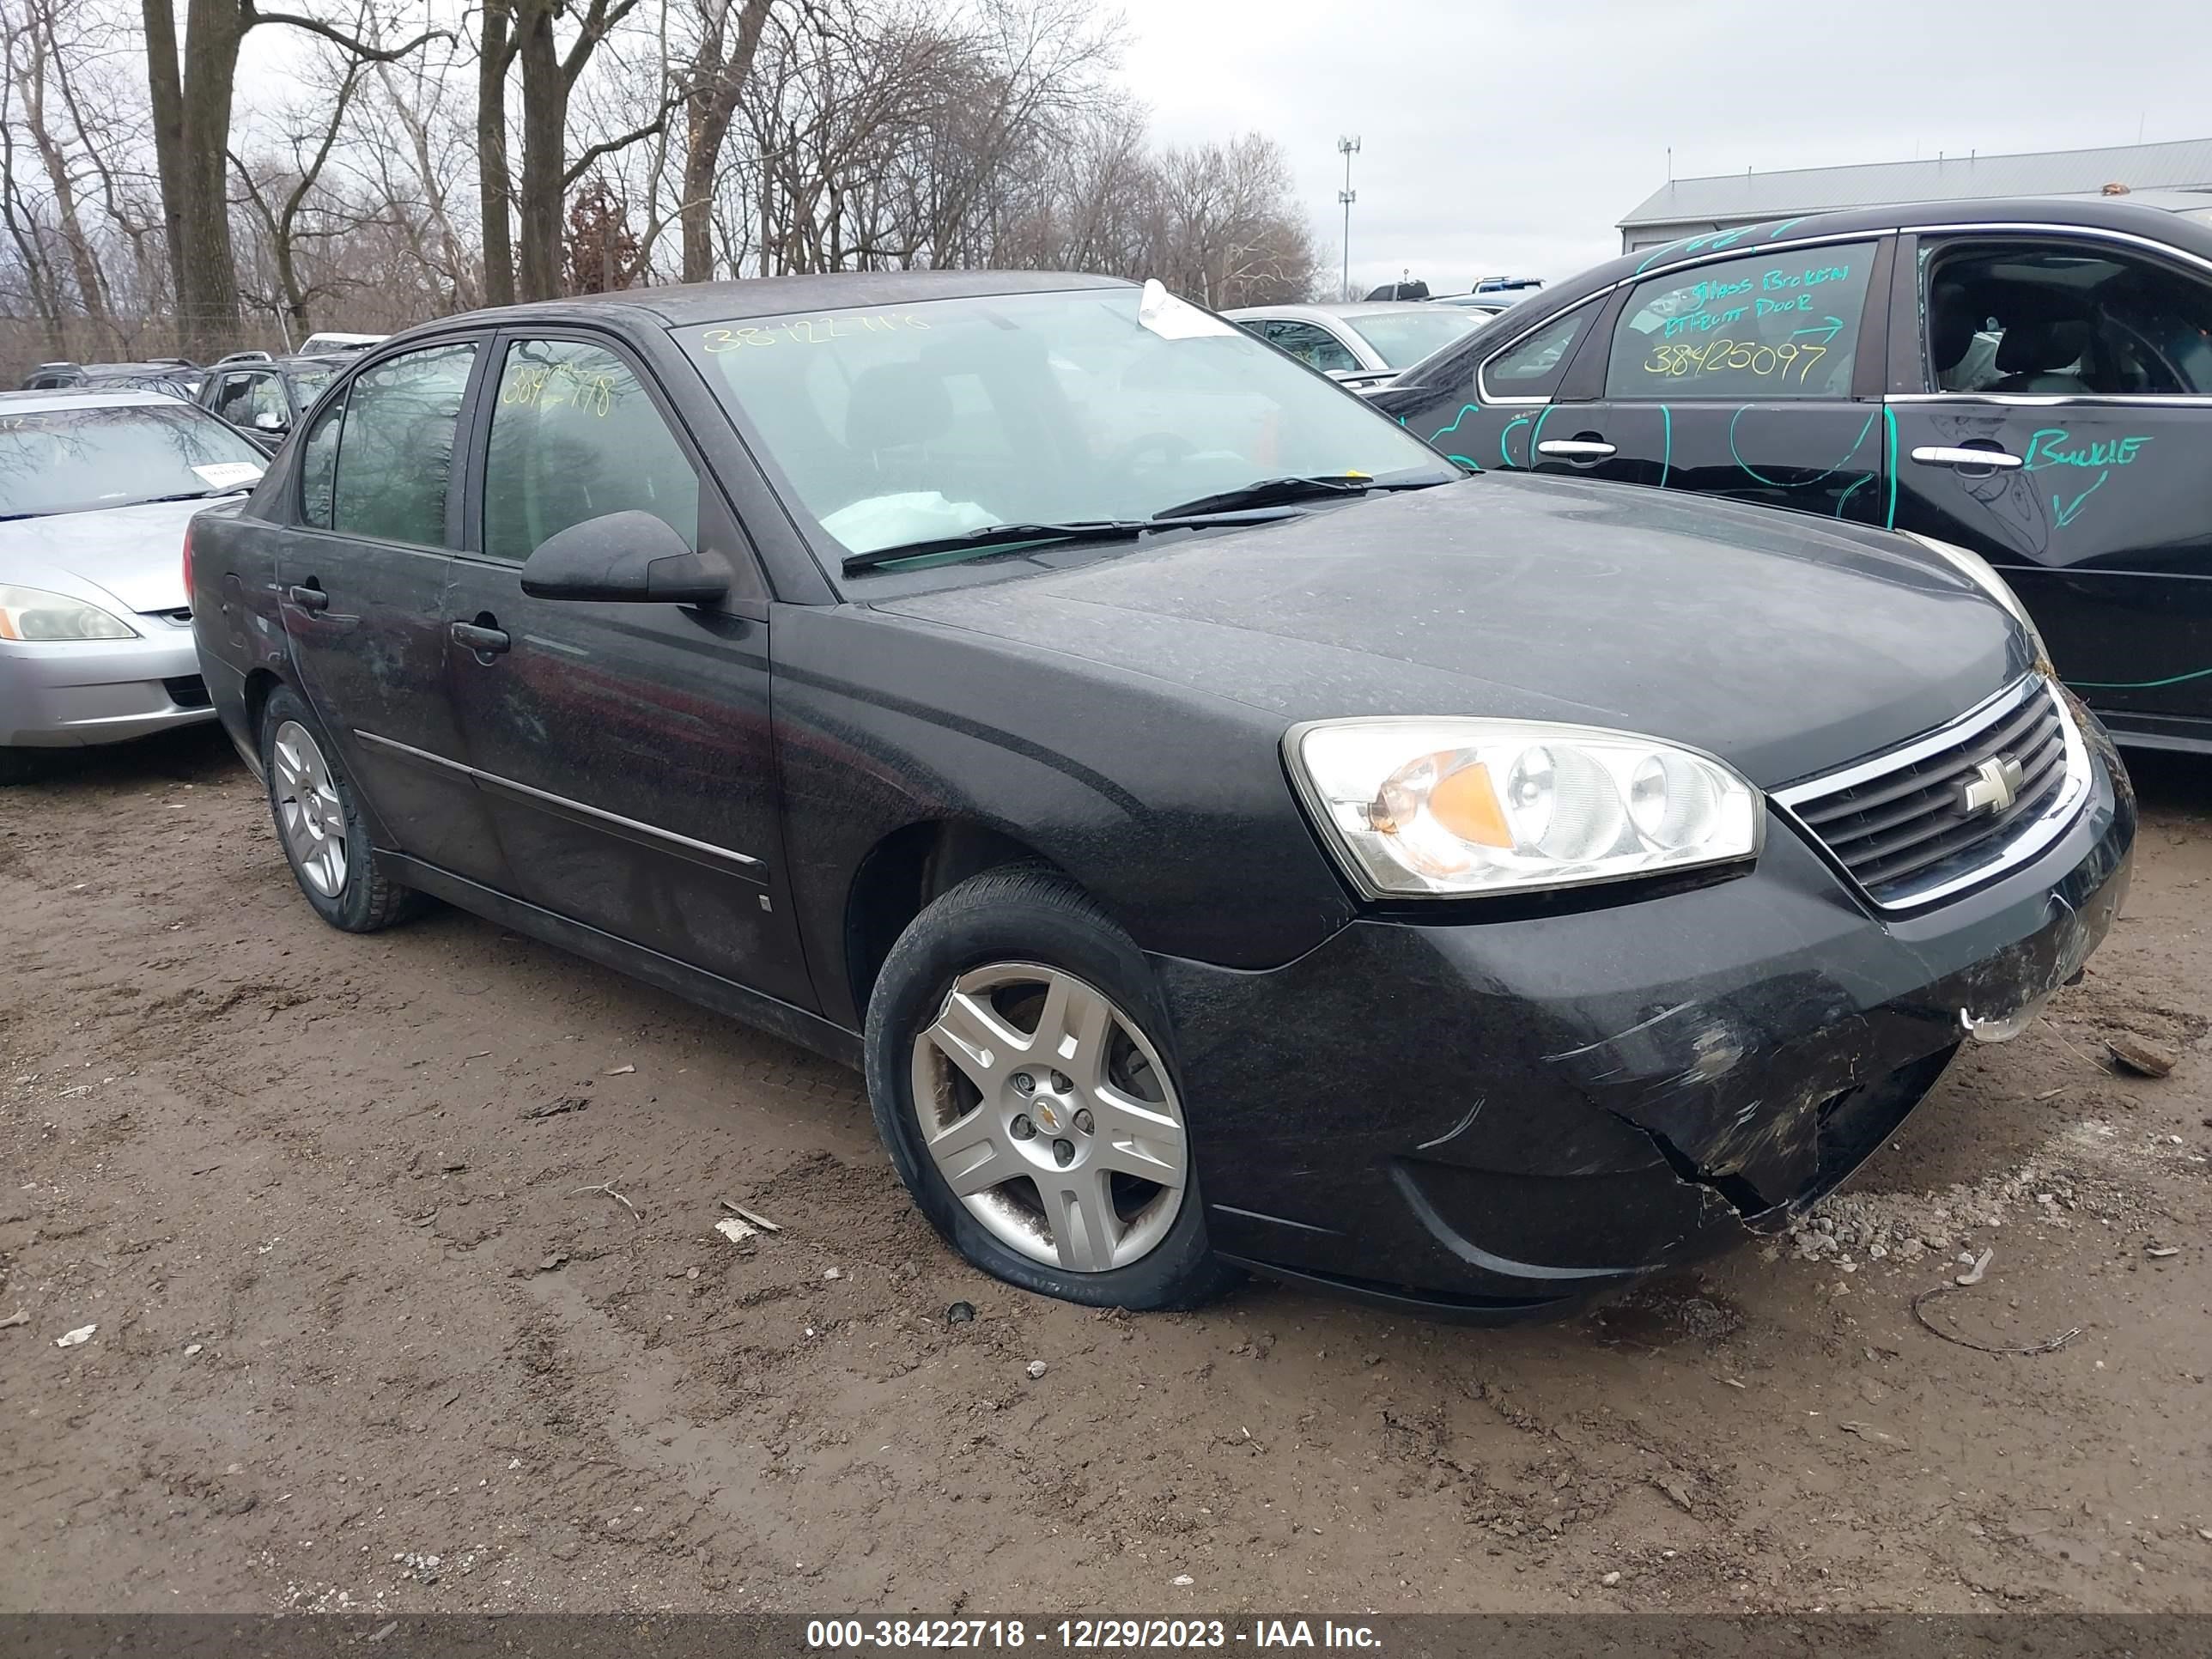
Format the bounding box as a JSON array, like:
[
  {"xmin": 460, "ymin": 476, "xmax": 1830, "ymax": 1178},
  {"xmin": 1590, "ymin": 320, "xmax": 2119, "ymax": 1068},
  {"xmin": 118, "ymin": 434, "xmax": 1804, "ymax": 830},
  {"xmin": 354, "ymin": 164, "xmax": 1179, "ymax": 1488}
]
[{"xmin": 1108, "ymin": 432, "xmax": 1197, "ymax": 482}]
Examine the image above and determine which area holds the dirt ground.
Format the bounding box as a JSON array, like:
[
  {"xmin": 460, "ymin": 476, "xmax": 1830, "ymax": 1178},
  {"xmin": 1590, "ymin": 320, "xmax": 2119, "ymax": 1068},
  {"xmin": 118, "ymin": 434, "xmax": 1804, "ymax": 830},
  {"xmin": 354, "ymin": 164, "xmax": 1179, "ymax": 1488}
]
[{"xmin": 2, "ymin": 726, "xmax": 2209, "ymax": 1618}]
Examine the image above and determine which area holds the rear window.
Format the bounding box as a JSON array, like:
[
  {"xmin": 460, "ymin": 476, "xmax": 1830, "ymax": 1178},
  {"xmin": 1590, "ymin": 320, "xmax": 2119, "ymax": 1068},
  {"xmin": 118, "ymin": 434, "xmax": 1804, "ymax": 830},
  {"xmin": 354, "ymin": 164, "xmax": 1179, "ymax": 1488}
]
[
  {"xmin": 1340, "ymin": 308, "xmax": 1489, "ymax": 369},
  {"xmin": 1606, "ymin": 242, "xmax": 1877, "ymax": 398}
]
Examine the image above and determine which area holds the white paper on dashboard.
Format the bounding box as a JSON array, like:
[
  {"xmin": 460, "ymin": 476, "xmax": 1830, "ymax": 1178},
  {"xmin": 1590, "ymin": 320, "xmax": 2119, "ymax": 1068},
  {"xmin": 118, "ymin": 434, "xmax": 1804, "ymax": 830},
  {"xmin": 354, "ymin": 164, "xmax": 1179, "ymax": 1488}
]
[
  {"xmin": 822, "ymin": 491, "xmax": 1000, "ymax": 553},
  {"xmin": 1137, "ymin": 278, "xmax": 1235, "ymax": 341},
  {"xmin": 192, "ymin": 462, "xmax": 265, "ymax": 489}
]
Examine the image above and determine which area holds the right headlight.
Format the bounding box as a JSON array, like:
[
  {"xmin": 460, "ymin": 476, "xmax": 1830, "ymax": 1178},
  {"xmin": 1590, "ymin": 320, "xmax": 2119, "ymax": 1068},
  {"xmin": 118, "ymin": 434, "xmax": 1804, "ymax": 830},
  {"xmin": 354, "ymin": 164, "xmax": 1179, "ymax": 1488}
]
[
  {"xmin": 1899, "ymin": 531, "xmax": 2051, "ymax": 672},
  {"xmin": 1286, "ymin": 718, "xmax": 1762, "ymax": 898},
  {"xmin": 0, "ymin": 583, "xmax": 138, "ymax": 642}
]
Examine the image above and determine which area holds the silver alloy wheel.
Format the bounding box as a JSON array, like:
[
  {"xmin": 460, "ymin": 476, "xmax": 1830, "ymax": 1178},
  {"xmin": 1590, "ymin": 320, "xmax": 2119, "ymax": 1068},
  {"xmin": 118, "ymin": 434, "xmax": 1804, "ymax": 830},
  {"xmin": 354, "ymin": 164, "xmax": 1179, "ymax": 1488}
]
[
  {"xmin": 270, "ymin": 720, "xmax": 349, "ymax": 899},
  {"xmin": 910, "ymin": 962, "xmax": 1188, "ymax": 1273}
]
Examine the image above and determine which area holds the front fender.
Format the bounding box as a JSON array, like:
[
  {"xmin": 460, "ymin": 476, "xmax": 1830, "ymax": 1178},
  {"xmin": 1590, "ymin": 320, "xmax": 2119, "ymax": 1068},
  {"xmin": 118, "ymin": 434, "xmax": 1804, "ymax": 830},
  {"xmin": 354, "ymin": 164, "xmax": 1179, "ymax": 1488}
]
[{"xmin": 769, "ymin": 603, "xmax": 1357, "ymax": 1029}]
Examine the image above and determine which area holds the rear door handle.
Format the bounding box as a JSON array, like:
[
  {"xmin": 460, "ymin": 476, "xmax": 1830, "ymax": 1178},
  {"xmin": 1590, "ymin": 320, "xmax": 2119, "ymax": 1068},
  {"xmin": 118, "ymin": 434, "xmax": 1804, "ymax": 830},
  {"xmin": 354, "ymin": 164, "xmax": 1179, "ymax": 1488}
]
[
  {"xmin": 1910, "ymin": 445, "xmax": 2023, "ymax": 471},
  {"xmin": 1535, "ymin": 440, "xmax": 1617, "ymax": 459},
  {"xmin": 286, "ymin": 583, "xmax": 329, "ymax": 611},
  {"xmin": 450, "ymin": 621, "xmax": 511, "ymax": 656}
]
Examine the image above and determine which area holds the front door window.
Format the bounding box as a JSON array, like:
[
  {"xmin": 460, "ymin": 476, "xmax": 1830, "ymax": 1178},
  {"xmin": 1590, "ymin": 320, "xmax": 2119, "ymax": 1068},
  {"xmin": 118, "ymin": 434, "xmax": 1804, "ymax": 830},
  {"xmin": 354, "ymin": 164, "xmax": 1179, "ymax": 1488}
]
[
  {"xmin": 479, "ymin": 338, "xmax": 701, "ymax": 563},
  {"xmin": 1893, "ymin": 234, "xmax": 2212, "ymax": 733},
  {"xmin": 1924, "ymin": 240, "xmax": 2212, "ymax": 396}
]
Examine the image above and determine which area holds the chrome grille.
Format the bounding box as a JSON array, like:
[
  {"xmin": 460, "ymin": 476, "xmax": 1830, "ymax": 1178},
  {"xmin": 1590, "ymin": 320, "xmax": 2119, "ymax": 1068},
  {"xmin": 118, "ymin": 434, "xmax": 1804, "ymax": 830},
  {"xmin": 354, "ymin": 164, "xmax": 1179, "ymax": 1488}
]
[{"xmin": 1775, "ymin": 678, "xmax": 2086, "ymax": 910}]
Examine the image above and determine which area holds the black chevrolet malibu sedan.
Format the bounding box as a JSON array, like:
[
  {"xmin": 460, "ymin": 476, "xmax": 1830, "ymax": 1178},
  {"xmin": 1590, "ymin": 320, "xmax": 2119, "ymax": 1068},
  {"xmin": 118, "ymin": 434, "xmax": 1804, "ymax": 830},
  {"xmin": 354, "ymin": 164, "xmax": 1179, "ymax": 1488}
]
[
  {"xmin": 188, "ymin": 270, "xmax": 2134, "ymax": 1318},
  {"xmin": 1371, "ymin": 196, "xmax": 2212, "ymax": 757}
]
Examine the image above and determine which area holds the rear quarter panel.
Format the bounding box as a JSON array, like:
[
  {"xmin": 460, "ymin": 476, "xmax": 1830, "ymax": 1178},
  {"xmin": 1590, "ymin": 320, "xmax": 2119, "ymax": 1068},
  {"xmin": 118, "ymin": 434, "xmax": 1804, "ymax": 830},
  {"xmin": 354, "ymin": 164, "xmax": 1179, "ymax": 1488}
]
[{"xmin": 187, "ymin": 498, "xmax": 285, "ymax": 769}]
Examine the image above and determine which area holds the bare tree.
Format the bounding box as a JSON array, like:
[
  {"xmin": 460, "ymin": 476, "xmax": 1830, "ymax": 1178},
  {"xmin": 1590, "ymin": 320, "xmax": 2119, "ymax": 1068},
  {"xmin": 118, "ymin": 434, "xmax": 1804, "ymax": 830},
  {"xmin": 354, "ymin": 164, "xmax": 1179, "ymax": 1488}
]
[
  {"xmin": 138, "ymin": 0, "xmax": 442, "ymax": 356},
  {"xmin": 499, "ymin": 0, "xmax": 675, "ymax": 301},
  {"xmin": 3, "ymin": 0, "xmax": 1322, "ymax": 382},
  {"xmin": 6, "ymin": 0, "xmax": 110, "ymax": 328},
  {"xmin": 1152, "ymin": 133, "xmax": 1318, "ymax": 307},
  {"xmin": 227, "ymin": 39, "xmax": 372, "ymax": 341},
  {"xmin": 673, "ymin": 0, "xmax": 772, "ymax": 281}
]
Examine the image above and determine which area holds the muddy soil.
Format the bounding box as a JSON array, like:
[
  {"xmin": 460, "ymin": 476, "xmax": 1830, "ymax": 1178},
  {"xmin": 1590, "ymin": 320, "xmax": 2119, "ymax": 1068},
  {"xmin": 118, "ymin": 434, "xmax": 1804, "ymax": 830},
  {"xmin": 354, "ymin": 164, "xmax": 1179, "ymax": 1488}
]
[{"xmin": 3, "ymin": 729, "xmax": 2209, "ymax": 1615}]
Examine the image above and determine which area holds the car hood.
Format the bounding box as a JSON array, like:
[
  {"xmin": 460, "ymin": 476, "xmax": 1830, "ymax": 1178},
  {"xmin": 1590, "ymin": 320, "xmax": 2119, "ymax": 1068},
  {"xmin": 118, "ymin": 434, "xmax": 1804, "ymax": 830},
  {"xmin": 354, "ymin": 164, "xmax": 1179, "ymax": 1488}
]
[
  {"xmin": 0, "ymin": 497, "xmax": 216, "ymax": 615},
  {"xmin": 872, "ymin": 474, "xmax": 2030, "ymax": 787}
]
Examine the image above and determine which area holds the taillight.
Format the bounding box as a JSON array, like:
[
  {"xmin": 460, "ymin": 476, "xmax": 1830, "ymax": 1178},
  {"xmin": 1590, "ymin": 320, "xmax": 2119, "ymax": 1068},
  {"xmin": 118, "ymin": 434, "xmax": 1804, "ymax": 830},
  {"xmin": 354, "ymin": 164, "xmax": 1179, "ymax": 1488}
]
[{"xmin": 181, "ymin": 522, "xmax": 194, "ymax": 598}]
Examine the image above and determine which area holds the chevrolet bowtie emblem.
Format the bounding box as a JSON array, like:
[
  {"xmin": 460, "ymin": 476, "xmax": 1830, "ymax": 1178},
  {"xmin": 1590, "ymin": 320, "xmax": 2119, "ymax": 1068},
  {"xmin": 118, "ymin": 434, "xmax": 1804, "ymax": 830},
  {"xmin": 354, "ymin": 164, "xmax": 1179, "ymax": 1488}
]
[{"xmin": 1959, "ymin": 754, "xmax": 2025, "ymax": 817}]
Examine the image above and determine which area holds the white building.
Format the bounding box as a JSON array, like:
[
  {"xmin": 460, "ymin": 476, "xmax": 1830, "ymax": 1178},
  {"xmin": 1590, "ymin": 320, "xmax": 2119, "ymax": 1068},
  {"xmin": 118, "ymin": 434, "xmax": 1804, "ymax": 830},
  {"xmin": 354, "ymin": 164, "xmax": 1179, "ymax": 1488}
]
[{"xmin": 1618, "ymin": 137, "xmax": 2212, "ymax": 253}]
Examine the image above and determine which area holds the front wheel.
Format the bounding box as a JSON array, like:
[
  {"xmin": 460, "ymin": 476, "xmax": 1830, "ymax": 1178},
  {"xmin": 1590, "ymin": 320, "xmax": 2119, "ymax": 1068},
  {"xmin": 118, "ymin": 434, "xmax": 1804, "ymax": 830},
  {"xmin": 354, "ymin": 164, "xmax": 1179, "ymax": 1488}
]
[
  {"xmin": 259, "ymin": 685, "xmax": 422, "ymax": 933},
  {"xmin": 864, "ymin": 866, "xmax": 1238, "ymax": 1310}
]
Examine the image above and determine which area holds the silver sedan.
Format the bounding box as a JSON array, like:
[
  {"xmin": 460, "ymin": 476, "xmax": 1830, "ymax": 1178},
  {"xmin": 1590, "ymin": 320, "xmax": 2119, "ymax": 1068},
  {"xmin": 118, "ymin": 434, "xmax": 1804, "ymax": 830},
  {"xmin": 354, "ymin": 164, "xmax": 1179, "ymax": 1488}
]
[
  {"xmin": 1221, "ymin": 301, "xmax": 1498, "ymax": 391},
  {"xmin": 1, "ymin": 390, "xmax": 267, "ymax": 781}
]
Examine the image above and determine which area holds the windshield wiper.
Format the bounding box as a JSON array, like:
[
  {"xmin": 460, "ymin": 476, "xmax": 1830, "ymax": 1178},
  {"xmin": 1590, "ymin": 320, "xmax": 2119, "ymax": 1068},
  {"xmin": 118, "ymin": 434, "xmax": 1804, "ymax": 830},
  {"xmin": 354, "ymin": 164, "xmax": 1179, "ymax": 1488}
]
[
  {"xmin": 133, "ymin": 486, "xmax": 250, "ymax": 505},
  {"xmin": 1154, "ymin": 473, "xmax": 1446, "ymax": 519},
  {"xmin": 839, "ymin": 509, "xmax": 1304, "ymax": 575}
]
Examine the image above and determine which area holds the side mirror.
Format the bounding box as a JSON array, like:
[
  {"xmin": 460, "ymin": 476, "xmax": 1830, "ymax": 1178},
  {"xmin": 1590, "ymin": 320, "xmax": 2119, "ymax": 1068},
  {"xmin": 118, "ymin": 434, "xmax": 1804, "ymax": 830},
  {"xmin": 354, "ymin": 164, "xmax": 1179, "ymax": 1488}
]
[
  {"xmin": 253, "ymin": 410, "xmax": 286, "ymax": 432},
  {"xmin": 519, "ymin": 510, "xmax": 730, "ymax": 605}
]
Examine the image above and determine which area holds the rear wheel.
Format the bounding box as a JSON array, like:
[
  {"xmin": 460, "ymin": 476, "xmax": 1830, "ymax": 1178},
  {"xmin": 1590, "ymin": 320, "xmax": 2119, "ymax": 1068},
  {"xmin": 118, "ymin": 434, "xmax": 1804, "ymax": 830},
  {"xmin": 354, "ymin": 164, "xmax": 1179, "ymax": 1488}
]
[
  {"xmin": 864, "ymin": 866, "xmax": 1238, "ymax": 1310},
  {"xmin": 258, "ymin": 685, "xmax": 422, "ymax": 933}
]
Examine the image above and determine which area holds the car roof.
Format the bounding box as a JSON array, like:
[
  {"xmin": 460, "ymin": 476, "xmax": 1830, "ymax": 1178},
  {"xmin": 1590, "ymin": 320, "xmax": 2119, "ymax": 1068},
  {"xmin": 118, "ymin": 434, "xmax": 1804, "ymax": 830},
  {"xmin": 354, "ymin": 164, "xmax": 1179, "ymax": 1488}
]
[
  {"xmin": 203, "ymin": 354, "xmax": 343, "ymax": 372},
  {"xmin": 424, "ymin": 269, "xmax": 1131, "ymax": 337},
  {"xmin": 1407, "ymin": 194, "xmax": 2212, "ymax": 386},
  {"xmin": 0, "ymin": 387, "xmax": 198, "ymax": 413},
  {"xmin": 1557, "ymin": 195, "xmax": 2212, "ymax": 313}
]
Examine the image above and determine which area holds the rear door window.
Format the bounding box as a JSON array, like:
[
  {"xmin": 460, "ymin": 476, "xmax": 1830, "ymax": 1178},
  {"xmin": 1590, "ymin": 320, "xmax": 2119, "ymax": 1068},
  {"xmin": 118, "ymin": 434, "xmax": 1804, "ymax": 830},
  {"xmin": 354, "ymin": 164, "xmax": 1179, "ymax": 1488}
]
[
  {"xmin": 1265, "ymin": 320, "xmax": 1360, "ymax": 374},
  {"xmin": 1480, "ymin": 305, "xmax": 1597, "ymax": 400},
  {"xmin": 1605, "ymin": 242, "xmax": 1878, "ymax": 398},
  {"xmin": 299, "ymin": 392, "xmax": 344, "ymax": 529},
  {"xmin": 331, "ymin": 341, "xmax": 477, "ymax": 546}
]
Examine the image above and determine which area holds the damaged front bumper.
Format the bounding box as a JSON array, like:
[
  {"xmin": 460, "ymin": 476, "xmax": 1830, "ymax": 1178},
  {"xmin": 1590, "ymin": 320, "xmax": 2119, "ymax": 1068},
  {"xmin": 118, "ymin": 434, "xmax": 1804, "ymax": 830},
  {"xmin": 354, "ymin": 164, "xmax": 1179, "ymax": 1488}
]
[{"xmin": 1156, "ymin": 717, "xmax": 2135, "ymax": 1320}]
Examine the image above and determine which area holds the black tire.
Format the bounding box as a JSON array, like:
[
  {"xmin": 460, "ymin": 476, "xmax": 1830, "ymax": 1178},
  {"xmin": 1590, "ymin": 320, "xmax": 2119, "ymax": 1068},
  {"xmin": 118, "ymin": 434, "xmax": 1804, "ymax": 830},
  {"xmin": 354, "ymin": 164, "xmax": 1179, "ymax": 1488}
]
[
  {"xmin": 258, "ymin": 684, "xmax": 423, "ymax": 933},
  {"xmin": 864, "ymin": 864, "xmax": 1240, "ymax": 1311}
]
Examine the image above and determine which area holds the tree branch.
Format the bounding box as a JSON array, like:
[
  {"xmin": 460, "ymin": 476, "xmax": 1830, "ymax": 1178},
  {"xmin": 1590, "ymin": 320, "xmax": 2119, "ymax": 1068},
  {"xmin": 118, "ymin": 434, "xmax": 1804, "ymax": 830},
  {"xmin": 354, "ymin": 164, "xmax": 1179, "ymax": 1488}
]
[
  {"xmin": 561, "ymin": 95, "xmax": 679, "ymax": 187},
  {"xmin": 244, "ymin": 7, "xmax": 450, "ymax": 63}
]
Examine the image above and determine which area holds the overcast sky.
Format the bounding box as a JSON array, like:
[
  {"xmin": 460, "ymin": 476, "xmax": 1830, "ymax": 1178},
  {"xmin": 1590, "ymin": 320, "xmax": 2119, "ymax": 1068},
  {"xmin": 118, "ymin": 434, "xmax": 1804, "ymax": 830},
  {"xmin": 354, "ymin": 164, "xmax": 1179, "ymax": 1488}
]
[{"xmin": 1112, "ymin": 0, "xmax": 2212, "ymax": 295}]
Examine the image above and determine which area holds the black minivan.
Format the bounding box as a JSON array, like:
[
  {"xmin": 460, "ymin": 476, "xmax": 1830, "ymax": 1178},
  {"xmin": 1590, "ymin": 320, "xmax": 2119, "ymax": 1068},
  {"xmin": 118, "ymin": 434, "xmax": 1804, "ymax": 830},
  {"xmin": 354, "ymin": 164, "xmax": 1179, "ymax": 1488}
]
[
  {"xmin": 1373, "ymin": 196, "xmax": 2212, "ymax": 757},
  {"xmin": 190, "ymin": 270, "xmax": 2132, "ymax": 1319}
]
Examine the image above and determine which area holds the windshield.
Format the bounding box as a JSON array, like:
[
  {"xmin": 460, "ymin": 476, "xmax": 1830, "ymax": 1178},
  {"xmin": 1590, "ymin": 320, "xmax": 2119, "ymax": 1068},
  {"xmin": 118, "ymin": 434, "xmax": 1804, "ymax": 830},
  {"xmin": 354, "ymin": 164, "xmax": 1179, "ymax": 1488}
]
[
  {"xmin": 289, "ymin": 364, "xmax": 337, "ymax": 394},
  {"xmin": 684, "ymin": 285, "xmax": 1455, "ymax": 561},
  {"xmin": 0, "ymin": 404, "xmax": 267, "ymax": 519},
  {"xmin": 1340, "ymin": 308, "xmax": 1490, "ymax": 368}
]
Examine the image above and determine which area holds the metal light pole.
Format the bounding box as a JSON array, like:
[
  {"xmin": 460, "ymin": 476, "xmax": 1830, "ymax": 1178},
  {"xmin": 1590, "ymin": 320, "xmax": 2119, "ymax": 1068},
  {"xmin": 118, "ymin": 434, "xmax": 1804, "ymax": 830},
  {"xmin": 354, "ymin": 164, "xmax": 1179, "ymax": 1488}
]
[{"xmin": 1336, "ymin": 135, "xmax": 1361, "ymax": 301}]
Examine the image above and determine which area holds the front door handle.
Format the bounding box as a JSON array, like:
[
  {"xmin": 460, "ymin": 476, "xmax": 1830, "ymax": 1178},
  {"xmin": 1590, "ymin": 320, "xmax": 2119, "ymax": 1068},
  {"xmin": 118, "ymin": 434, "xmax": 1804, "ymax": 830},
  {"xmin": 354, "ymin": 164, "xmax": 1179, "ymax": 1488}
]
[
  {"xmin": 1911, "ymin": 445, "xmax": 2024, "ymax": 471},
  {"xmin": 450, "ymin": 621, "xmax": 511, "ymax": 656},
  {"xmin": 1535, "ymin": 439, "xmax": 1617, "ymax": 460},
  {"xmin": 286, "ymin": 583, "xmax": 329, "ymax": 611}
]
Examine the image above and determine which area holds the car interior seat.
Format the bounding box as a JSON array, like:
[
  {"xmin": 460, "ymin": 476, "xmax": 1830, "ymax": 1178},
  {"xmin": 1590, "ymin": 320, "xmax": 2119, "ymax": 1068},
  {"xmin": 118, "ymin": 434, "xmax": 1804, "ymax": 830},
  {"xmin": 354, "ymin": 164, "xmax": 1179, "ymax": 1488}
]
[
  {"xmin": 844, "ymin": 362, "xmax": 955, "ymax": 492},
  {"xmin": 1928, "ymin": 282, "xmax": 1979, "ymax": 389},
  {"xmin": 1990, "ymin": 318, "xmax": 2093, "ymax": 395}
]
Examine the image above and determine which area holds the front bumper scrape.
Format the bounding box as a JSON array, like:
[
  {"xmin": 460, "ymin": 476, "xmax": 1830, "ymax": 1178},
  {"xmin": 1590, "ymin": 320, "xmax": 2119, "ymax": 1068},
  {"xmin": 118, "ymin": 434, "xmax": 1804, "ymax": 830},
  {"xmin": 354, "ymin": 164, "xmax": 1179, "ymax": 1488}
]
[{"xmin": 1153, "ymin": 728, "xmax": 2132, "ymax": 1315}]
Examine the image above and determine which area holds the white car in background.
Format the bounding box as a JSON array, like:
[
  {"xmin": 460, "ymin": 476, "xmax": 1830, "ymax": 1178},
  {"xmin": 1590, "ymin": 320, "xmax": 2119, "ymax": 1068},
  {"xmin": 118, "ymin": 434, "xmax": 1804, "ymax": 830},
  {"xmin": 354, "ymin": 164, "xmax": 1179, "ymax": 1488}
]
[
  {"xmin": 296, "ymin": 331, "xmax": 386, "ymax": 356},
  {"xmin": 1222, "ymin": 301, "xmax": 1497, "ymax": 392},
  {"xmin": 0, "ymin": 389, "xmax": 268, "ymax": 781}
]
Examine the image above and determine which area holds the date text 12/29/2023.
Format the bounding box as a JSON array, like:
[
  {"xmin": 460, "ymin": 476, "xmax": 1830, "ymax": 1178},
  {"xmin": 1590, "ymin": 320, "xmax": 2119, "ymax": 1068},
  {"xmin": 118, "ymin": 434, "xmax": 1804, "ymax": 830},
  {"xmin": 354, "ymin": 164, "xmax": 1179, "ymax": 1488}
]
[{"xmin": 805, "ymin": 1620, "xmax": 1383, "ymax": 1650}]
